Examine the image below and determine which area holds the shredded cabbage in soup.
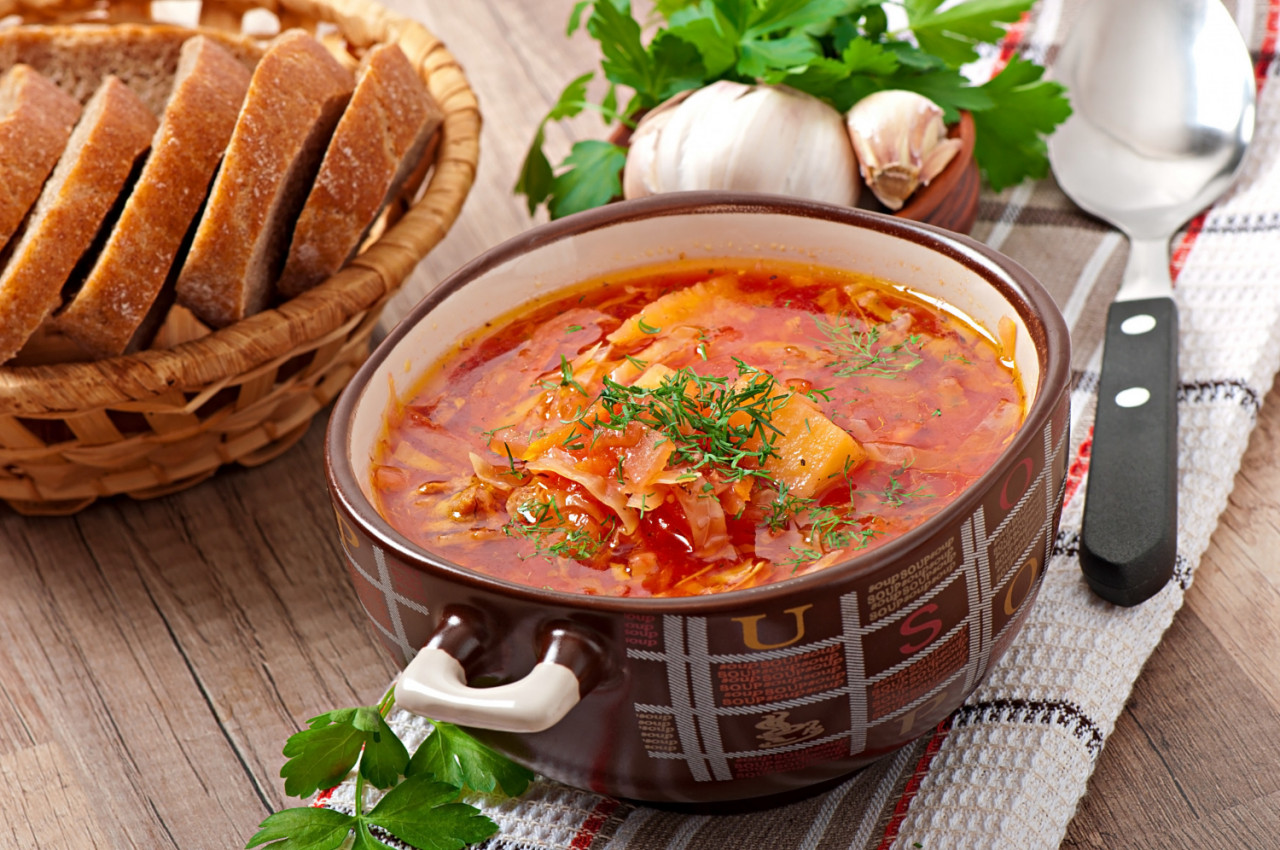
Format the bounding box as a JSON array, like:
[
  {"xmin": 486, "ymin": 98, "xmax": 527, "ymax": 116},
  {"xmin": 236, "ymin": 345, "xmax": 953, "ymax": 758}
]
[{"xmin": 371, "ymin": 259, "xmax": 1024, "ymax": 597}]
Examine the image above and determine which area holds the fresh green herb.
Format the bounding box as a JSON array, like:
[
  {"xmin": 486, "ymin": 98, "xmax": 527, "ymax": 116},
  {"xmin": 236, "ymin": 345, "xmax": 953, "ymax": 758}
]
[
  {"xmin": 764, "ymin": 485, "xmax": 811, "ymax": 532},
  {"xmin": 814, "ymin": 315, "xmax": 922, "ymax": 379},
  {"xmin": 779, "ymin": 545, "xmax": 824, "ymax": 572},
  {"xmin": 559, "ymin": 354, "xmax": 590, "ymax": 396},
  {"xmin": 566, "ymin": 323, "xmax": 585, "ymax": 333},
  {"xmin": 517, "ymin": 0, "xmax": 1070, "ymax": 218},
  {"xmin": 802, "ymin": 503, "xmax": 879, "ymax": 551},
  {"xmin": 803, "ymin": 386, "xmax": 834, "ymax": 403},
  {"xmin": 623, "ymin": 354, "xmax": 649, "ymax": 369},
  {"xmin": 407, "ymin": 721, "xmax": 535, "ymax": 796},
  {"xmin": 932, "ymin": 408, "xmax": 942, "ymax": 417},
  {"xmin": 502, "ymin": 443, "xmax": 521, "ymax": 476},
  {"xmin": 879, "ymin": 462, "xmax": 932, "ymax": 506},
  {"xmin": 577, "ymin": 360, "xmax": 790, "ymax": 484},
  {"xmin": 249, "ymin": 692, "xmax": 532, "ymax": 850},
  {"xmin": 943, "ymin": 351, "xmax": 972, "ymax": 365},
  {"xmin": 505, "ymin": 495, "xmax": 614, "ymax": 561},
  {"xmin": 637, "ymin": 316, "xmax": 661, "ymax": 334},
  {"xmin": 278, "ymin": 704, "xmax": 408, "ymax": 799},
  {"xmin": 480, "ymin": 422, "xmax": 514, "ymax": 441}
]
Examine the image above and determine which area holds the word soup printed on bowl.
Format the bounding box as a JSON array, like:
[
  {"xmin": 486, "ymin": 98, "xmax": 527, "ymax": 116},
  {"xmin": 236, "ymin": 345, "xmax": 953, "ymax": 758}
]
[{"xmin": 371, "ymin": 259, "xmax": 1024, "ymax": 597}]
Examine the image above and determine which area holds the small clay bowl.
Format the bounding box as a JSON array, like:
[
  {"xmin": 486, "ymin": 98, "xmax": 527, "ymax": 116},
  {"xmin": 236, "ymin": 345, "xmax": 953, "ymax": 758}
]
[
  {"xmin": 326, "ymin": 194, "xmax": 1069, "ymax": 805},
  {"xmin": 889, "ymin": 111, "xmax": 979, "ymax": 233}
]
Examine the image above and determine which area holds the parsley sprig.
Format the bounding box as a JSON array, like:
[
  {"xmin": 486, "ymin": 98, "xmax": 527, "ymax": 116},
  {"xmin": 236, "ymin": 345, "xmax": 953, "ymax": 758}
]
[
  {"xmin": 518, "ymin": 0, "xmax": 1071, "ymax": 219},
  {"xmin": 248, "ymin": 692, "xmax": 533, "ymax": 850}
]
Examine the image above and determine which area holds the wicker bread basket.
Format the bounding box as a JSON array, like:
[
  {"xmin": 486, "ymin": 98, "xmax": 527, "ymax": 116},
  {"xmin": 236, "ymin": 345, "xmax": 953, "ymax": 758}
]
[{"xmin": 0, "ymin": 0, "xmax": 479, "ymax": 515}]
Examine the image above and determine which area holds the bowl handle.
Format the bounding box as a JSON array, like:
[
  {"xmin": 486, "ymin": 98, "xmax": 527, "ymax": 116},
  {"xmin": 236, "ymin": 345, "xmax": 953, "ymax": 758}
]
[{"xmin": 394, "ymin": 613, "xmax": 605, "ymax": 734}]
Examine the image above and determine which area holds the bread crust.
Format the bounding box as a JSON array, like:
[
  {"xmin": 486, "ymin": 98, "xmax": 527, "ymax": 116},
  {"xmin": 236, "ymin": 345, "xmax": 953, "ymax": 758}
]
[
  {"xmin": 56, "ymin": 36, "xmax": 252, "ymax": 357},
  {"xmin": 0, "ymin": 65, "xmax": 81, "ymax": 253},
  {"xmin": 175, "ymin": 30, "xmax": 355, "ymax": 328},
  {"xmin": 0, "ymin": 24, "xmax": 262, "ymax": 114},
  {"xmin": 277, "ymin": 43, "xmax": 442, "ymax": 298},
  {"xmin": 0, "ymin": 76, "xmax": 157, "ymax": 363}
]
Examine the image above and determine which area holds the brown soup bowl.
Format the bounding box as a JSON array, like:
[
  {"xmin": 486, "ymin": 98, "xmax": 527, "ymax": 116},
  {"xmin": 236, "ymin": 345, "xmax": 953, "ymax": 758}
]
[{"xmin": 325, "ymin": 193, "xmax": 1071, "ymax": 805}]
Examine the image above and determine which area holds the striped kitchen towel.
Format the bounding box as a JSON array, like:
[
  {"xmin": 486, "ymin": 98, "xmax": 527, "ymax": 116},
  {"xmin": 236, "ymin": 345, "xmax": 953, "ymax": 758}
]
[{"xmin": 313, "ymin": 0, "xmax": 1280, "ymax": 846}]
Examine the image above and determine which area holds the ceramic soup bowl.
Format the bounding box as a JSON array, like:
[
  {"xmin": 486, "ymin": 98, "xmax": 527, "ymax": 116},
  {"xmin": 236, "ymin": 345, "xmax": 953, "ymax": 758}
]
[{"xmin": 326, "ymin": 193, "xmax": 1071, "ymax": 805}]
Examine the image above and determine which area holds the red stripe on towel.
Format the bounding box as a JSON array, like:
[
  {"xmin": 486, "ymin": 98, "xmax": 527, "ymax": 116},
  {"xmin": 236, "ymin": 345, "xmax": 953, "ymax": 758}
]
[
  {"xmin": 876, "ymin": 717, "xmax": 955, "ymax": 849},
  {"xmin": 1169, "ymin": 213, "xmax": 1206, "ymax": 282},
  {"xmin": 571, "ymin": 797, "xmax": 620, "ymax": 849},
  {"xmin": 1062, "ymin": 427, "xmax": 1093, "ymax": 507},
  {"xmin": 1257, "ymin": 0, "xmax": 1280, "ymax": 87}
]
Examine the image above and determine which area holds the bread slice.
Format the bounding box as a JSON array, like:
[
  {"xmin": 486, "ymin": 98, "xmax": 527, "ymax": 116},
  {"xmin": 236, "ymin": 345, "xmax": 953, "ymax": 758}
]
[
  {"xmin": 0, "ymin": 76, "xmax": 157, "ymax": 364},
  {"xmin": 56, "ymin": 36, "xmax": 253, "ymax": 358},
  {"xmin": 0, "ymin": 65, "xmax": 81, "ymax": 254},
  {"xmin": 276, "ymin": 43, "xmax": 442, "ymax": 298},
  {"xmin": 175, "ymin": 30, "xmax": 355, "ymax": 327},
  {"xmin": 0, "ymin": 24, "xmax": 262, "ymax": 114}
]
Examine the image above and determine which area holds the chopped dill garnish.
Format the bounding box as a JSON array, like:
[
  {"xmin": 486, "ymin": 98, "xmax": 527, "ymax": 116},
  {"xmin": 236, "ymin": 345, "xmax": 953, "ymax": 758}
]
[
  {"xmin": 878, "ymin": 463, "xmax": 932, "ymax": 507},
  {"xmin": 504, "ymin": 495, "xmax": 613, "ymax": 561},
  {"xmin": 480, "ymin": 422, "xmax": 515, "ymax": 440},
  {"xmin": 574, "ymin": 360, "xmax": 790, "ymax": 484},
  {"xmin": 813, "ymin": 315, "xmax": 922, "ymax": 379},
  {"xmin": 637, "ymin": 317, "xmax": 661, "ymax": 334},
  {"xmin": 803, "ymin": 386, "xmax": 834, "ymax": 403}
]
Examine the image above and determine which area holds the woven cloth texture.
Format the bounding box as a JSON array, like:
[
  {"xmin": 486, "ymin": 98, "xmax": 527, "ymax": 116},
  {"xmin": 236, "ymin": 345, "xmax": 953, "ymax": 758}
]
[{"xmin": 314, "ymin": 0, "xmax": 1280, "ymax": 846}]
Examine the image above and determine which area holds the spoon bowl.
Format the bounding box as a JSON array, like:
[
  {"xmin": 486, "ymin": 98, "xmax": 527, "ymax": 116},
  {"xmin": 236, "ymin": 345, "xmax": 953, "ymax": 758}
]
[
  {"xmin": 1050, "ymin": 0, "xmax": 1255, "ymax": 243},
  {"xmin": 1048, "ymin": 0, "xmax": 1255, "ymax": 605}
]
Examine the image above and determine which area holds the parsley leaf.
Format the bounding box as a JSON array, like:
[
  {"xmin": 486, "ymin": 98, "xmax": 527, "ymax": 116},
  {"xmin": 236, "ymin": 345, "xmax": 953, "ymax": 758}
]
[
  {"xmin": 408, "ymin": 721, "xmax": 535, "ymax": 796},
  {"xmin": 670, "ymin": 0, "xmax": 850, "ymax": 80},
  {"xmin": 280, "ymin": 707, "xmax": 407, "ymax": 798},
  {"xmin": 280, "ymin": 720, "xmax": 366, "ymax": 799},
  {"xmin": 367, "ymin": 775, "xmax": 499, "ymax": 850},
  {"xmin": 588, "ymin": 2, "xmax": 705, "ymax": 107},
  {"xmin": 247, "ymin": 807, "xmax": 355, "ymax": 850},
  {"xmin": 904, "ymin": 0, "xmax": 1033, "ymax": 68},
  {"xmin": 257, "ymin": 699, "xmax": 525, "ymax": 850},
  {"xmin": 549, "ymin": 141, "xmax": 629, "ymax": 219},
  {"xmin": 972, "ymin": 56, "xmax": 1072, "ymax": 191},
  {"xmin": 357, "ymin": 711, "xmax": 411, "ymax": 789},
  {"xmin": 514, "ymin": 72, "xmax": 595, "ymax": 215}
]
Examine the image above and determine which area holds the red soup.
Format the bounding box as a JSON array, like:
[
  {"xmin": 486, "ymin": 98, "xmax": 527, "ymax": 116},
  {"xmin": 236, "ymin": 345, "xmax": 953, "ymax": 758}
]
[{"xmin": 371, "ymin": 259, "xmax": 1024, "ymax": 597}]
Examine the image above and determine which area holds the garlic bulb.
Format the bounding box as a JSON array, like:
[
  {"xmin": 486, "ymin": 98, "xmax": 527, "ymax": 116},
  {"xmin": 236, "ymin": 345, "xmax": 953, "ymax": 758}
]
[
  {"xmin": 846, "ymin": 90, "xmax": 962, "ymax": 211},
  {"xmin": 623, "ymin": 81, "xmax": 859, "ymax": 206}
]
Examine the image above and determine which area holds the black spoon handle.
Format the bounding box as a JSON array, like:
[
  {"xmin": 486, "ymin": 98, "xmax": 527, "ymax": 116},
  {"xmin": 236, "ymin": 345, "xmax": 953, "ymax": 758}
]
[{"xmin": 1079, "ymin": 296, "xmax": 1179, "ymax": 606}]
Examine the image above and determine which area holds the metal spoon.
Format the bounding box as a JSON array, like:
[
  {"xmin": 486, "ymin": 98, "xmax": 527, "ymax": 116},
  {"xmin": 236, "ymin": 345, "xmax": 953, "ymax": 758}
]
[{"xmin": 1047, "ymin": 0, "xmax": 1255, "ymax": 606}]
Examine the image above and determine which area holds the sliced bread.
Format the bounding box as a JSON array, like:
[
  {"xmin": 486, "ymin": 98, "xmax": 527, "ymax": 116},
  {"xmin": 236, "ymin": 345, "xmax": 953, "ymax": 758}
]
[
  {"xmin": 175, "ymin": 30, "xmax": 355, "ymax": 327},
  {"xmin": 56, "ymin": 36, "xmax": 253, "ymax": 358},
  {"xmin": 0, "ymin": 76, "xmax": 158, "ymax": 364},
  {"xmin": 0, "ymin": 24, "xmax": 262, "ymax": 114},
  {"xmin": 0, "ymin": 65, "xmax": 81, "ymax": 253},
  {"xmin": 276, "ymin": 43, "xmax": 442, "ymax": 298}
]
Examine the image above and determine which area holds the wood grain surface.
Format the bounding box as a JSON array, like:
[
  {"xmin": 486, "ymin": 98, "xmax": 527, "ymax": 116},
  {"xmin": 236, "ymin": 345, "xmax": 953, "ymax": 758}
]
[{"xmin": 2, "ymin": 1, "xmax": 1279, "ymax": 847}]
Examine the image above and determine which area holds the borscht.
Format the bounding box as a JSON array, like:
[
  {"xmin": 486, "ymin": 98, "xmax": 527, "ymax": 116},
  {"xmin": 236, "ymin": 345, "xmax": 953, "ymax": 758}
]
[{"xmin": 370, "ymin": 259, "xmax": 1024, "ymax": 597}]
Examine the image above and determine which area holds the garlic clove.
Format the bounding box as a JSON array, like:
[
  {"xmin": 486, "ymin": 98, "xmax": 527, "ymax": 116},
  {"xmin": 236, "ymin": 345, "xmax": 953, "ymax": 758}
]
[
  {"xmin": 623, "ymin": 88, "xmax": 695, "ymax": 200},
  {"xmin": 846, "ymin": 90, "xmax": 963, "ymax": 211},
  {"xmin": 623, "ymin": 81, "xmax": 859, "ymax": 207}
]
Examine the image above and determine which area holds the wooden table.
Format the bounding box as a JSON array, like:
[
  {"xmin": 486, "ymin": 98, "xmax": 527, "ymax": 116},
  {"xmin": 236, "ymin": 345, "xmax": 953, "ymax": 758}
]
[{"xmin": 4, "ymin": 2, "xmax": 1280, "ymax": 847}]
